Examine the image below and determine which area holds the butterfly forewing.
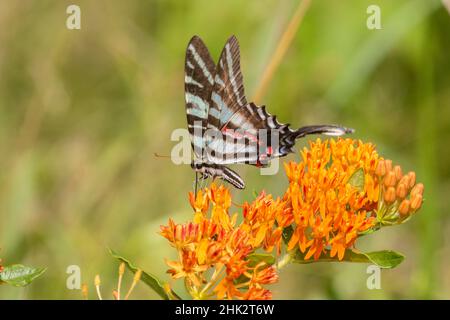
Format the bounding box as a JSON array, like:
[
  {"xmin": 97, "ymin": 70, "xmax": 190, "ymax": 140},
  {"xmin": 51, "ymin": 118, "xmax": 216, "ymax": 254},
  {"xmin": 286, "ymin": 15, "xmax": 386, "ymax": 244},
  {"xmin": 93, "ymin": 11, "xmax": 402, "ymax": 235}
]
[
  {"xmin": 209, "ymin": 36, "xmax": 248, "ymax": 130},
  {"xmin": 185, "ymin": 36, "xmax": 216, "ymax": 159}
]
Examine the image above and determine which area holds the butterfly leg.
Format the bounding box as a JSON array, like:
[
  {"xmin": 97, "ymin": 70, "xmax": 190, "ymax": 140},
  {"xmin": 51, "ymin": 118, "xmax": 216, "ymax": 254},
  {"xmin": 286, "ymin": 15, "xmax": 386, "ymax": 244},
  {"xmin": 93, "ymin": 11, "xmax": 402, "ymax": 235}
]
[
  {"xmin": 194, "ymin": 171, "xmax": 198, "ymax": 195},
  {"xmin": 202, "ymin": 173, "xmax": 210, "ymax": 180},
  {"xmin": 200, "ymin": 173, "xmax": 209, "ymax": 190}
]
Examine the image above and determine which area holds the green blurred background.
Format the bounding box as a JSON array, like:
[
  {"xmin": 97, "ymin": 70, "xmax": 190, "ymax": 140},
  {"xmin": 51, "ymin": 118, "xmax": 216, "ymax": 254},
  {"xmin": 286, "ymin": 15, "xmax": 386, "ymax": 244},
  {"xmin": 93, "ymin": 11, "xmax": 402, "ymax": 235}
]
[{"xmin": 0, "ymin": 0, "xmax": 449, "ymax": 299}]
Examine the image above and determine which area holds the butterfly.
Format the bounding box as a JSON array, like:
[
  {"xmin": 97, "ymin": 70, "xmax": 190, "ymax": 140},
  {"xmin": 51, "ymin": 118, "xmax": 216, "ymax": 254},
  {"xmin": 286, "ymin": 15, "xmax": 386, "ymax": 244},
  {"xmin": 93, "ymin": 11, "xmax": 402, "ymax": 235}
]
[{"xmin": 185, "ymin": 35, "xmax": 353, "ymax": 190}]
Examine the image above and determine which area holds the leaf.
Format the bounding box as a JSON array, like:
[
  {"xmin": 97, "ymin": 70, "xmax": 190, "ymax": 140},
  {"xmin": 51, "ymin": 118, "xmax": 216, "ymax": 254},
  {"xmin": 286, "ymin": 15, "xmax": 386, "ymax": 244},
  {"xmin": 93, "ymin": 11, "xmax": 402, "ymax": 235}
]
[
  {"xmin": 0, "ymin": 264, "xmax": 46, "ymax": 287},
  {"xmin": 247, "ymin": 253, "xmax": 276, "ymax": 267},
  {"xmin": 348, "ymin": 168, "xmax": 365, "ymax": 192},
  {"xmin": 282, "ymin": 225, "xmax": 294, "ymax": 244},
  {"xmin": 109, "ymin": 249, "xmax": 181, "ymax": 300},
  {"xmin": 291, "ymin": 249, "xmax": 404, "ymax": 269},
  {"xmin": 363, "ymin": 251, "xmax": 405, "ymax": 269}
]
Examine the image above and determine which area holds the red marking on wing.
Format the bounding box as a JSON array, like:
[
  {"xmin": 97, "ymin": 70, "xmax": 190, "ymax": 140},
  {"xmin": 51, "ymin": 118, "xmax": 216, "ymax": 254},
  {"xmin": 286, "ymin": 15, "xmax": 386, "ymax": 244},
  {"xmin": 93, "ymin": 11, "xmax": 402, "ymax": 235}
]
[
  {"xmin": 221, "ymin": 125, "xmax": 228, "ymax": 133},
  {"xmin": 223, "ymin": 128, "xmax": 259, "ymax": 144}
]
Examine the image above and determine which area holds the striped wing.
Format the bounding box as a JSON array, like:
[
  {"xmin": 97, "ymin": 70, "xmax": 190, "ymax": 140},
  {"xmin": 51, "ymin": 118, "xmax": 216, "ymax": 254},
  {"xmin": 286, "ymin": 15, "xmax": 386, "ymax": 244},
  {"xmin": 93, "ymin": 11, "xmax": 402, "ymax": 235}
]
[
  {"xmin": 208, "ymin": 36, "xmax": 247, "ymax": 130},
  {"xmin": 205, "ymin": 36, "xmax": 296, "ymax": 166},
  {"xmin": 186, "ymin": 35, "xmax": 352, "ymax": 168},
  {"xmin": 185, "ymin": 36, "xmax": 216, "ymax": 159}
]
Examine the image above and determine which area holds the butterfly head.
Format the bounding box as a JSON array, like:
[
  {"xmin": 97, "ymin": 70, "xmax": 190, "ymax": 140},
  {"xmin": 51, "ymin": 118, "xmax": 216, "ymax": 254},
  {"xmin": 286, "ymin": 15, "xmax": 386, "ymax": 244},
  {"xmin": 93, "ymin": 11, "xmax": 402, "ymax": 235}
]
[{"xmin": 191, "ymin": 161, "xmax": 204, "ymax": 171}]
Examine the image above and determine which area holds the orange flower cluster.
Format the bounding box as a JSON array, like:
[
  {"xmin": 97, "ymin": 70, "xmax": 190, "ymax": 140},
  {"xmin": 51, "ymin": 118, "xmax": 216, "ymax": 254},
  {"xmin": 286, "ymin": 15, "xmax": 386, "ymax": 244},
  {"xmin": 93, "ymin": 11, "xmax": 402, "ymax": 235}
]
[
  {"xmin": 241, "ymin": 192, "xmax": 293, "ymax": 255},
  {"xmin": 161, "ymin": 138, "xmax": 424, "ymax": 299},
  {"xmin": 284, "ymin": 138, "xmax": 423, "ymax": 260},
  {"xmin": 375, "ymin": 159, "xmax": 423, "ymax": 224},
  {"xmin": 284, "ymin": 139, "xmax": 379, "ymax": 260},
  {"xmin": 160, "ymin": 185, "xmax": 279, "ymax": 300}
]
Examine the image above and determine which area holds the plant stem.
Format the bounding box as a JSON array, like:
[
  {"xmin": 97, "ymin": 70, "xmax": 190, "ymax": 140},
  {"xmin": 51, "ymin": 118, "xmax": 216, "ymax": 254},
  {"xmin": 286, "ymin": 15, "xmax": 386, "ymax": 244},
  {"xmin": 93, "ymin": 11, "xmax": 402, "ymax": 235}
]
[
  {"xmin": 252, "ymin": 0, "xmax": 312, "ymax": 104},
  {"xmin": 276, "ymin": 253, "xmax": 292, "ymax": 269}
]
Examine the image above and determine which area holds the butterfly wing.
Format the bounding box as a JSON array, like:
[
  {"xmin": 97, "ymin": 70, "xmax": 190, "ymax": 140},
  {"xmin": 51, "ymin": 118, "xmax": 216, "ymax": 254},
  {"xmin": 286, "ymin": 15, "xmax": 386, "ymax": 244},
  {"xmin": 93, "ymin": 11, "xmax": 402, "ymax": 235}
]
[
  {"xmin": 205, "ymin": 36, "xmax": 352, "ymax": 166},
  {"xmin": 205, "ymin": 36, "xmax": 290, "ymax": 166},
  {"xmin": 207, "ymin": 36, "xmax": 247, "ymax": 130},
  {"xmin": 185, "ymin": 36, "xmax": 216, "ymax": 160}
]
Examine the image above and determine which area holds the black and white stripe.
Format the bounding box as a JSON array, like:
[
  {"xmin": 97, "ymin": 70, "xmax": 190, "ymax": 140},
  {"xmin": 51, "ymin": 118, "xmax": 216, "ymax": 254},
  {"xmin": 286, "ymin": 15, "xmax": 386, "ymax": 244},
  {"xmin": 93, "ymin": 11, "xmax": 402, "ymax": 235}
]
[
  {"xmin": 191, "ymin": 162, "xmax": 245, "ymax": 189},
  {"xmin": 184, "ymin": 35, "xmax": 354, "ymax": 190}
]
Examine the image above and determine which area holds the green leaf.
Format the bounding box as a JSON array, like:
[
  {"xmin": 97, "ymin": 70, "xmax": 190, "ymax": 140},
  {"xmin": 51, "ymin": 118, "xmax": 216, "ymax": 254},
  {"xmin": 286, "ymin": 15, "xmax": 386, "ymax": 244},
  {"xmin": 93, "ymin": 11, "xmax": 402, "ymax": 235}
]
[
  {"xmin": 109, "ymin": 249, "xmax": 181, "ymax": 300},
  {"xmin": 291, "ymin": 249, "xmax": 404, "ymax": 269},
  {"xmin": 0, "ymin": 264, "xmax": 46, "ymax": 287},
  {"xmin": 363, "ymin": 251, "xmax": 405, "ymax": 268},
  {"xmin": 348, "ymin": 168, "xmax": 365, "ymax": 192},
  {"xmin": 282, "ymin": 225, "xmax": 294, "ymax": 244},
  {"xmin": 247, "ymin": 253, "xmax": 276, "ymax": 267}
]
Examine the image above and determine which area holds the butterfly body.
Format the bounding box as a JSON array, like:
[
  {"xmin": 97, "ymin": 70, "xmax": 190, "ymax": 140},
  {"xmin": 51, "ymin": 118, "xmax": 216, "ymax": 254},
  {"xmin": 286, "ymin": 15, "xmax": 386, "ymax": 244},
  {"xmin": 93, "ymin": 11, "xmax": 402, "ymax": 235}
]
[
  {"xmin": 185, "ymin": 35, "xmax": 353, "ymax": 189},
  {"xmin": 191, "ymin": 162, "xmax": 245, "ymax": 190}
]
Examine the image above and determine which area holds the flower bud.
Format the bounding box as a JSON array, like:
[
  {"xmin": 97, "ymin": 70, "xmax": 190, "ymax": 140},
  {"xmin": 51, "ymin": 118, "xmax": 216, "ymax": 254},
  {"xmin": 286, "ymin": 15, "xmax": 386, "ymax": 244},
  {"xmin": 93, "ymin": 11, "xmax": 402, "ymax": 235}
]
[
  {"xmin": 407, "ymin": 171, "xmax": 416, "ymax": 188},
  {"xmin": 399, "ymin": 176, "xmax": 410, "ymax": 190},
  {"xmin": 133, "ymin": 269, "xmax": 143, "ymax": 282},
  {"xmin": 81, "ymin": 283, "xmax": 88, "ymax": 300},
  {"xmin": 394, "ymin": 165, "xmax": 403, "ymax": 181},
  {"xmin": 385, "ymin": 159, "xmax": 393, "ymax": 172},
  {"xmin": 384, "ymin": 171, "xmax": 396, "ymax": 187},
  {"xmin": 119, "ymin": 262, "xmax": 125, "ymax": 276},
  {"xmin": 396, "ymin": 183, "xmax": 408, "ymax": 199},
  {"xmin": 376, "ymin": 160, "xmax": 386, "ymax": 176},
  {"xmin": 384, "ymin": 187, "xmax": 396, "ymax": 204},
  {"xmin": 399, "ymin": 199, "xmax": 410, "ymax": 216},
  {"xmin": 410, "ymin": 194, "xmax": 423, "ymax": 211},
  {"xmin": 95, "ymin": 275, "xmax": 101, "ymax": 287},
  {"xmin": 411, "ymin": 183, "xmax": 424, "ymax": 197}
]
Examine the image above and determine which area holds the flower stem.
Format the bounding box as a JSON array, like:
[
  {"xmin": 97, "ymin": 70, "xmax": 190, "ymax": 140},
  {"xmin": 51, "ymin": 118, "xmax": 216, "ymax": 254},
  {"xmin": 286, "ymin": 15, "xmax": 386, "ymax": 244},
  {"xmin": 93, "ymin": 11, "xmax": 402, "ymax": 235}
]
[
  {"xmin": 199, "ymin": 265, "xmax": 225, "ymax": 298},
  {"xmin": 253, "ymin": 0, "xmax": 313, "ymax": 104},
  {"xmin": 276, "ymin": 253, "xmax": 292, "ymax": 270}
]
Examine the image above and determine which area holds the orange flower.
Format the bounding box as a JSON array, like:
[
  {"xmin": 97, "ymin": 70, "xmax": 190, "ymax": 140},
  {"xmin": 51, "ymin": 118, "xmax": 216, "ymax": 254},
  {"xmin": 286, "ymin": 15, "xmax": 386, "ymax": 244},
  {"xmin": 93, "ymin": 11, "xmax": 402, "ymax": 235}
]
[
  {"xmin": 161, "ymin": 138, "xmax": 424, "ymax": 299},
  {"xmin": 241, "ymin": 192, "xmax": 293, "ymax": 254},
  {"xmin": 245, "ymin": 262, "xmax": 279, "ymax": 285},
  {"xmin": 242, "ymin": 286, "xmax": 273, "ymax": 300},
  {"xmin": 189, "ymin": 189, "xmax": 209, "ymax": 222},
  {"xmin": 161, "ymin": 186, "xmax": 278, "ymax": 300},
  {"xmin": 283, "ymin": 138, "xmax": 423, "ymax": 261},
  {"xmin": 284, "ymin": 139, "xmax": 379, "ymax": 261},
  {"xmin": 160, "ymin": 218, "xmax": 224, "ymax": 250},
  {"xmin": 166, "ymin": 250, "xmax": 208, "ymax": 286}
]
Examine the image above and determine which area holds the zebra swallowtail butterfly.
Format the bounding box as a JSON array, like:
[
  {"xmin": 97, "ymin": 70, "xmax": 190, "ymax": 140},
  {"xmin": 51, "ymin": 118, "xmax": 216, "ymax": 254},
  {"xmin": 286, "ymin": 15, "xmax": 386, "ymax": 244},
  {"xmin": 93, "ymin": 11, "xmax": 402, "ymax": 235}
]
[{"xmin": 185, "ymin": 35, "xmax": 353, "ymax": 190}]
